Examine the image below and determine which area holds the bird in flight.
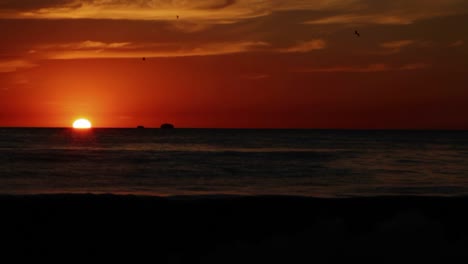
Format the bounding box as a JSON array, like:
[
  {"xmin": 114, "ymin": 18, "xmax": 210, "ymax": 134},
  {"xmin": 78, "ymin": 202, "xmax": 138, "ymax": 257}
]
[
  {"xmin": 142, "ymin": 57, "xmax": 146, "ymax": 61},
  {"xmin": 354, "ymin": 30, "xmax": 360, "ymax": 37}
]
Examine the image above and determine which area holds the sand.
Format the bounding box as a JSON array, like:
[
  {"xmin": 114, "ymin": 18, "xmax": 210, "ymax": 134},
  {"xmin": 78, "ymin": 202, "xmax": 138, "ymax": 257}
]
[{"xmin": 1, "ymin": 194, "xmax": 467, "ymax": 262}]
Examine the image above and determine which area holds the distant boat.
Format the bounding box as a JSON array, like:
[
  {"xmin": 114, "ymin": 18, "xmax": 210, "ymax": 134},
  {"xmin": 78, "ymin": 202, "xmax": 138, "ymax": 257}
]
[
  {"xmin": 160, "ymin": 123, "xmax": 174, "ymax": 129},
  {"xmin": 137, "ymin": 125, "xmax": 145, "ymax": 129}
]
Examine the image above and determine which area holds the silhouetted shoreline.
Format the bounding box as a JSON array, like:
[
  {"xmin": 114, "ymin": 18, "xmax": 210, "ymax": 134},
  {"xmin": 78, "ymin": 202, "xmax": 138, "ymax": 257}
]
[{"xmin": 1, "ymin": 194, "xmax": 468, "ymax": 261}]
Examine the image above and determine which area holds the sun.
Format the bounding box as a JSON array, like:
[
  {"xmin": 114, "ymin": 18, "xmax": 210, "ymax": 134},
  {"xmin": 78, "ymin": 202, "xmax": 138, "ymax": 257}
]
[{"xmin": 73, "ymin": 118, "xmax": 92, "ymax": 129}]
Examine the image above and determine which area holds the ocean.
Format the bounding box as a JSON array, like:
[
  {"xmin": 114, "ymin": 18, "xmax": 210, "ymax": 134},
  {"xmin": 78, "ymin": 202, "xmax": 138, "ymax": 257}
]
[{"xmin": 1, "ymin": 128, "xmax": 467, "ymax": 197}]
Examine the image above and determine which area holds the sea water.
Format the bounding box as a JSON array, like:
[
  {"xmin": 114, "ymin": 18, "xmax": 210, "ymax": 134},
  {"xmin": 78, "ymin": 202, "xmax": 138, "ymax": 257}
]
[{"xmin": 1, "ymin": 128, "xmax": 468, "ymax": 197}]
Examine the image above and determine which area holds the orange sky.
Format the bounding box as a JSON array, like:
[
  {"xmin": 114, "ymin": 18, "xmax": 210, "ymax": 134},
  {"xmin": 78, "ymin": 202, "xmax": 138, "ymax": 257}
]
[{"xmin": 1, "ymin": 0, "xmax": 468, "ymax": 128}]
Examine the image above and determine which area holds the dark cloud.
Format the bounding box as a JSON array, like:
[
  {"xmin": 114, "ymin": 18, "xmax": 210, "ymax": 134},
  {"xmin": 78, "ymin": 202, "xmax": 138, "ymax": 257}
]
[
  {"xmin": 0, "ymin": 0, "xmax": 77, "ymax": 11},
  {"xmin": 201, "ymin": 0, "xmax": 237, "ymax": 10}
]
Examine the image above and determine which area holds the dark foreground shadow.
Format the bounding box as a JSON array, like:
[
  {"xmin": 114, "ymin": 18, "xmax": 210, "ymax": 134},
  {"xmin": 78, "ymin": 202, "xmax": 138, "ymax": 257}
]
[{"xmin": 1, "ymin": 194, "xmax": 468, "ymax": 262}]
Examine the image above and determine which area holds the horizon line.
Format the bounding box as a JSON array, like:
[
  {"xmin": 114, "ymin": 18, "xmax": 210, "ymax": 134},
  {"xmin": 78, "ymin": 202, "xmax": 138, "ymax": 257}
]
[{"xmin": 1, "ymin": 126, "xmax": 468, "ymax": 131}]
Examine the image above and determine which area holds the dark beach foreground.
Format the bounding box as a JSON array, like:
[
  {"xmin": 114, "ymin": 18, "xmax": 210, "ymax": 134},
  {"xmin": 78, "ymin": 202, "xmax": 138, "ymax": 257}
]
[{"xmin": 1, "ymin": 194, "xmax": 468, "ymax": 262}]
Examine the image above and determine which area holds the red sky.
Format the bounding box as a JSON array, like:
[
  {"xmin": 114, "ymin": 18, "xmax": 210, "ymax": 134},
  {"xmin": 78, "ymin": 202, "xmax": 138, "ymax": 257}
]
[{"xmin": 1, "ymin": 0, "xmax": 467, "ymax": 128}]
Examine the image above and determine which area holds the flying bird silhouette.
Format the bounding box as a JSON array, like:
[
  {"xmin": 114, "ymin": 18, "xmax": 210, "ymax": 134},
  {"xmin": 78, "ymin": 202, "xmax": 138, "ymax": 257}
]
[{"xmin": 354, "ymin": 30, "xmax": 360, "ymax": 37}]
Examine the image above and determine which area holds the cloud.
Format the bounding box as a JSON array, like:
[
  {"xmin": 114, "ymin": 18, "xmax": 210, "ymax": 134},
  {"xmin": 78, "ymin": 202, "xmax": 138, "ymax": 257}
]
[
  {"xmin": 30, "ymin": 39, "xmax": 328, "ymax": 59},
  {"xmin": 304, "ymin": 14, "xmax": 414, "ymax": 25},
  {"xmin": 34, "ymin": 40, "xmax": 270, "ymax": 59},
  {"xmin": 298, "ymin": 63, "xmax": 389, "ymax": 73},
  {"xmin": 0, "ymin": 60, "xmax": 37, "ymax": 73},
  {"xmin": 2, "ymin": 0, "xmax": 467, "ymax": 26},
  {"xmin": 0, "ymin": 0, "xmax": 353, "ymax": 14},
  {"xmin": 241, "ymin": 74, "xmax": 270, "ymax": 80},
  {"xmin": 399, "ymin": 63, "xmax": 430, "ymax": 70},
  {"xmin": 297, "ymin": 63, "xmax": 430, "ymax": 73},
  {"xmin": 303, "ymin": 0, "xmax": 468, "ymax": 25},
  {"xmin": 41, "ymin": 41, "xmax": 132, "ymax": 50},
  {"xmin": 202, "ymin": 0, "xmax": 238, "ymax": 10},
  {"xmin": 380, "ymin": 40, "xmax": 415, "ymax": 53},
  {"xmin": 449, "ymin": 40, "xmax": 464, "ymax": 47},
  {"xmin": 381, "ymin": 40, "xmax": 415, "ymax": 49},
  {"xmin": 0, "ymin": 0, "xmax": 74, "ymax": 11},
  {"xmin": 169, "ymin": 21, "xmax": 214, "ymax": 33},
  {"xmin": 0, "ymin": 0, "xmax": 271, "ymax": 22},
  {"xmin": 279, "ymin": 39, "xmax": 326, "ymax": 53}
]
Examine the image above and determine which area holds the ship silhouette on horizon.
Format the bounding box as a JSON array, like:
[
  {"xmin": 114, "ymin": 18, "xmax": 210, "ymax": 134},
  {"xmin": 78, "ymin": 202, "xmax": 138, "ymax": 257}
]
[{"xmin": 160, "ymin": 123, "xmax": 174, "ymax": 129}]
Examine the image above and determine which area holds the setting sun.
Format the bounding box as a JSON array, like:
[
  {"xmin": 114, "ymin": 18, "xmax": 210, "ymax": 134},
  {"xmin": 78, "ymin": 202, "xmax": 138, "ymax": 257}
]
[{"xmin": 73, "ymin": 118, "xmax": 92, "ymax": 129}]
